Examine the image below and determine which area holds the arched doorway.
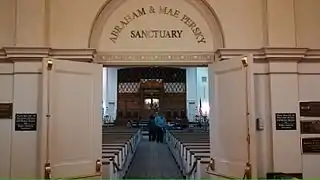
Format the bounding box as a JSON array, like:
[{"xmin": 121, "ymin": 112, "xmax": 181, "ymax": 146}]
[
  {"xmin": 89, "ymin": 0, "xmax": 224, "ymax": 150},
  {"xmin": 86, "ymin": 0, "xmax": 257, "ymax": 179}
]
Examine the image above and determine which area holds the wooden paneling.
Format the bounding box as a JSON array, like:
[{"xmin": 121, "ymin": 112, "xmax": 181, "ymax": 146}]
[
  {"xmin": 115, "ymin": 67, "xmax": 187, "ymax": 126},
  {"xmin": 161, "ymin": 93, "xmax": 186, "ymax": 122}
]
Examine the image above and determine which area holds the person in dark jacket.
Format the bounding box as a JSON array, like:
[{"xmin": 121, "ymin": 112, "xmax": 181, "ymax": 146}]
[{"xmin": 148, "ymin": 115, "xmax": 156, "ymax": 141}]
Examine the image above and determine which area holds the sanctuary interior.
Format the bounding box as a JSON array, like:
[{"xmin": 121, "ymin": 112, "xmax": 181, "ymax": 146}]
[{"xmin": 102, "ymin": 67, "xmax": 209, "ymax": 125}]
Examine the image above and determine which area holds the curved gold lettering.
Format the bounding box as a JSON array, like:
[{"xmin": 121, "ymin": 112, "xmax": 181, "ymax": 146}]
[
  {"xmin": 129, "ymin": 30, "xmax": 183, "ymax": 39},
  {"xmin": 109, "ymin": 6, "xmax": 206, "ymax": 44}
]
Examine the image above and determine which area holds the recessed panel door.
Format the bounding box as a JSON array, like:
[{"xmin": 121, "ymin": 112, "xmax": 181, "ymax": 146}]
[
  {"xmin": 208, "ymin": 55, "xmax": 257, "ymax": 178},
  {"xmin": 40, "ymin": 58, "xmax": 102, "ymax": 179}
]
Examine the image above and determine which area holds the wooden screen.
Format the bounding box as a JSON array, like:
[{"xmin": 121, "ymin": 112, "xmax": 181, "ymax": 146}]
[{"xmin": 115, "ymin": 67, "xmax": 187, "ymax": 125}]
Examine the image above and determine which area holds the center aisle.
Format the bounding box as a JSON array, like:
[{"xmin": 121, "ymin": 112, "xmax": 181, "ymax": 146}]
[{"xmin": 124, "ymin": 135, "xmax": 183, "ymax": 179}]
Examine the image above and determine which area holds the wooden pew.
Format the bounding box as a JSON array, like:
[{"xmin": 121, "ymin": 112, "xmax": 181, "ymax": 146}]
[
  {"xmin": 167, "ymin": 134, "xmax": 209, "ymax": 169},
  {"xmin": 102, "ymin": 135, "xmax": 140, "ymax": 178},
  {"xmin": 166, "ymin": 130, "xmax": 211, "ymax": 179},
  {"xmin": 101, "ymin": 128, "xmax": 141, "ymax": 178},
  {"xmin": 192, "ymin": 155, "xmax": 211, "ymax": 179},
  {"xmin": 175, "ymin": 143, "xmax": 210, "ymax": 179}
]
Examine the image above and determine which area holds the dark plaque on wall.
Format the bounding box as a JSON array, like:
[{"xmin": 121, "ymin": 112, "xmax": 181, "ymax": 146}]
[
  {"xmin": 0, "ymin": 103, "xmax": 13, "ymax": 119},
  {"xmin": 275, "ymin": 113, "xmax": 297, "ymax": 130},
  {"xmin": 15, "ymin": 113, "xmax": 37, "ymax": 131},
  {"xmin": 302, "ymin": 138, "xmax": 320, "ymax": 153},
  {"xmin": 300, "ymin": 101, "xmax": 320, "ymax": 117},
  {"xmin": 301, "ymin": 120, "xmax": 320, "ymax": 134}
]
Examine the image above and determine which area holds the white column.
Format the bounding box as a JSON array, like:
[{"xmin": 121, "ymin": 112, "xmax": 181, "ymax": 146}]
[
  {"xmin": 102, "ymin": 67, "xmax": 107, "ymax": 116},
  {"xmin": 106, "ymin": 68, "xmax": 118, "ymax": 121},
  {"xmin": 269, "ymin": 61, "xmax": 302, "ymax": 173},
  {"xmin": 186, "ymin": 68, "xmax": 197, "ymax": 121},
  {"xmin": 11, "ymin": 62, "xmax": 42, "ymax": 178},
  {"xmin": 0, "ymin": 63, "xmax": 13, "ymax": 178},
  {"xmin": 196, "ymin": 67, "xmax": 209, "ymax": 115}
]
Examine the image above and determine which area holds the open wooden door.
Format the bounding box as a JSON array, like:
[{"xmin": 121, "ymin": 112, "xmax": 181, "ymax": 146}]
[
  {"xmin": 39, "ymin": 58, "xmax": 102, "ymax": 179},
  {"xmin": 208, "ymin": 54, "xmax": 257, "ymax": 178}
]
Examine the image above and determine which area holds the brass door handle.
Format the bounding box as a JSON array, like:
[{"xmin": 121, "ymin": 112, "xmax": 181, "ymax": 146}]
[
  {"xmin": 44, "ymin": 162, "xmax": 51, "ymax": 179},
  {"xmin": 96, "ymin": 159, "xmax": 102, "ymax": 173},
  {"xmin": 207, "ymin": 158, "xmax": 215, "ymax": 171}
]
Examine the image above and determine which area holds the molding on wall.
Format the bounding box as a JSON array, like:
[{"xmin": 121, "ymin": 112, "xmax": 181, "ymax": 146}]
[
  {"xmin": 1, "ymin": 47, "xmax": 320, "ymax": 64},
  {"xmin": 0, "ymin": 48, "xmax": 6, "ymax": 59},
  {"xmin": 95, "ymin": 51, "xmax": 215, "ymax": 66},
  {"xmin": 50, "ymin": 49, "xmax": 96, "ymax": 61},
  {"xmin": 216, "ymin": 47, "xmax": 318, "ymax": 61},
  {"xmin": 4, "ymin": 47, "xmax": 50, "ymax": 58},
  {"xmin": 0, "ymin": 47, "xmax": 96, "ymax": 62},
  {"xmin": 305, "ymin": 49, "xmax": 320, "ymax": 60}
]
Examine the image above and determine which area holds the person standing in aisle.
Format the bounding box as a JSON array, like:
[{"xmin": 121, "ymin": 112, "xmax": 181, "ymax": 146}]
[
  {"xmin": 148, "ymin": 115, "xmax": 156, "ymax": 141},
  {"xmin": 155, "ymin": 112, "xmax": 166, "ymax": 143}
]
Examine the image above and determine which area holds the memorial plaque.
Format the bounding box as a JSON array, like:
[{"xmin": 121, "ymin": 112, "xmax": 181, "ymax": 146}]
[
  {"xmin": 15, "ymin": 113, "xmax": 37, "ymax": 131},
  {"xmin": 0, "ymin": 103, "xmax": 13, "ymax": 119},
  {"xmin": 275, "ymin": 113, "xmax": 297, "ymax": 130},
  {"xmin": 301, "ymin": 120, "xmax": 320, "ymax": 134},
  {"xmin": 302, "ymin": 138, "xmax": 320, "ymax": 153},
  {"xmin": 300, "ymin": 101, "xmax": 320, "ymax": 117}
]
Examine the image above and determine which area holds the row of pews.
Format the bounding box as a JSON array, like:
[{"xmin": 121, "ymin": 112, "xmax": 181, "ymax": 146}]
[
  {"xmin": 101, "ymin": 127, "xmax": 141, "ymax": 178},
  {"xmin": 166, "ymin": 130, "xmax": 211, "ymax": 179}
]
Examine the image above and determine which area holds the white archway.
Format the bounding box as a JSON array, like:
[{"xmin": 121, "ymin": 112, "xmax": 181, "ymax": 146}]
[{"xmin": 88, "ymin": 0, "xmax": 225, "ymax": 66}]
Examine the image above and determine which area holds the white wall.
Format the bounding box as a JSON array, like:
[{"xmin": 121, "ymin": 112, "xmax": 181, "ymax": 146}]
[
  {"xmin": 298, "ymin": 62, "xmax": 320, "ymax": 178},
  {"xmin": 11, "ymin": 62, "xmax": 41, "ymax": 178},
  {"xmin": 2, "ymin": 0, "xmax": 320, "ymax": 49},
  {"xmin": 0, "ymin": 62, "xmax": 41, "ymax": 178},
  {"xmin": 268, "ymin": 62, "xmax": 301, "ymax": 174},
  {"xmin": 254, "ymin": 74, "xmax": 273, "ymax": 177},
  {"xmin": 295, "ymin": 0, "xmax": 320, "ymax": 48},
  {"xmin": 50, "ymin": 0, "xmax": 106, "ymax": 48},
  {"xmin": 0, "ymin": 0, "xmax": 15, "ymax": 47}
]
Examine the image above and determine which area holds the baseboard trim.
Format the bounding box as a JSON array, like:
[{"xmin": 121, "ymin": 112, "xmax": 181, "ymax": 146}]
[{"xmin": 266, "ymin": 172, "xmax": 303, "ymax": 179}]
